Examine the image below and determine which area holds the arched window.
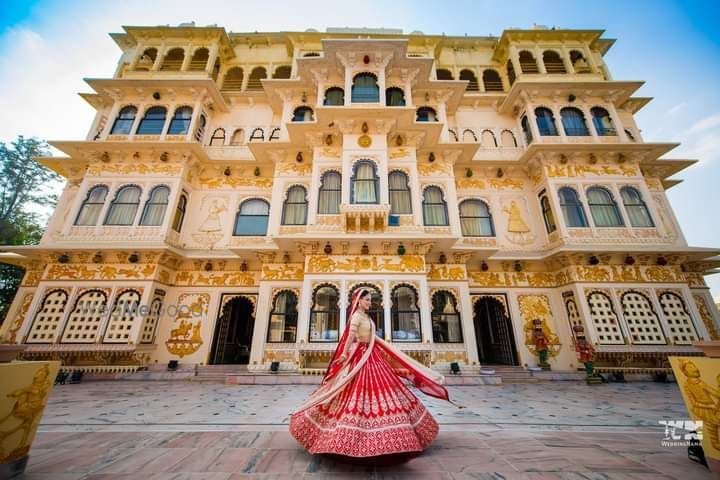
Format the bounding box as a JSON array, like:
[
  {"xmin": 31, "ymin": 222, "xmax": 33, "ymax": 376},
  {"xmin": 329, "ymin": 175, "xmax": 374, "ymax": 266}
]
[
  {"xmin": 272, "ymin": 65, "xmax": 292, "ymax": 79},
  {"xmin": 221, "ymin": 67, "xmax": 244, "ymax": 91},
  {"xmin": 229, "ymin": 128, "xmax": 245, "ymax": 146},
  {"xmin": 318, "ymin": 171, "xmax": 341, "ymax": 214},
  {"xmin": 539, "ymin": 193, "xmax": 557, "ymax": 233},
  {"xmin": 160, "ymin": 48, "xmax": 184, "ymax": 71},
  {"xmin": 570, "ymin": 50, "xmax": 592, "ymax": 73},
  {"xmin": 234, "ymin": 198, "xmax": 270, "ymax": 235},
  {"xmin": 323, "ymin": 87, "xmax": 344, "ymax": 106},
  {"xmin": 501, "ymin": 129, "xmax": 517, "ymax": 147},
  {"xmin": 136, "ymin": 106, "xmax": 167, "ymax": 135},
  {"xmin": 543, "ymin": 50, "xmax": 566, "ymax": 73},
  {"xmin": 416, "ymin": 106, "xmax": 437, "ymax": 122},
  {"xmin": 506, "ymin": 60, "xmax": 516, "ymax": 86},
  {"xmin": 590, "ymin": 107, "xmax": 616, "ymax": 136},
  {"xmin": 140, "ymin": 186, "xmax": 170, "ymax": 226},
  {"xmin": 481, "ymin": 129, "xmax": 497, "ymax": 147},
  {"xmin": 167, "ymin": 106, "xmax": 193, "ymax": 135},
  {"xmin": 587, "ymin": 291, "xmax": 625, "ymax": 344},
  {"xmin": 282, "ymin": 186, "xmax": 308, "ymax": 225},
  {"xmin": 519, "ymin": 50, "xmax": 539, "ymax": 73},
  {"xmin": 26, "ymin": 289, "xmax": 69, "ymax": 343},
  {"xmin": 104, "ymin": 185, "xmax": 141, "ymax": 225},
  {"xmin": 139, "ymin": 297, "xmax": 162, "ymax": 344},
  {"xmin": 483, "ymin": 69, "xmax": 503, "ymax": 92},
  {"xmin": 459, "ymin": 69, "xmax": 479, "ymax": 91},
  {"xmin": 75, "ymin": 185, "xmax": 108, "ymax": 226},
  {"xmin": 620, "ymin": 186, "xmax": 654, "ymax": 227},
  {"xmin": 110, "ymin": 106, "xmax": 137, "ymax": 135},
  {"xmin": 521, "ymin": 115, "xmax": 533, "ymax": 144},
  {"xmin": 535, "ymin": 107, "xmax": 558, "ymax": 135},
  {"xmin": 352, "ymin": 72, "xmax": 379, "ymax": 102},
  {"xmin": 247, "ymin": 66, "xmax": 267, "ymax": 90},
  {"xmin": 560, "ymin": 107, "xmax": 589, "ymax": 136},
  {"xmin": 658, "ymin": 292, "xmax": 699, "ymax": 345},
  {"xmin": 389, "ymin": 171, "xmax": 411, "ymax": 214},
  {"xmin": 448, "ymin": 129, "xmax": 459, "ymax": 142},
  {"xmin": 351, "ymin": 161, "xmax": 378, "ymax": 204},
  {"xmin": 269, "ymin": 127, "xmax": 280, "ymax": 141},
  {"xmin": 423, "ymin": 186, "xmax": 448, "ymax": 226},
  {"xmin": 391, "ymin": 285, "xmax": 421, "ymax": 341},
  {"xmin": 60, "ymin": 290, "xmax": 108, "ymax": 343},
  {"xmin": 436, "ymin": 68, "xmax": 454, "ymax": 80},
  {"xmin": 189, "ymin": 47, "xmax": 209, "ymax": 71},
  {"xmin": 463, "ymin": 129, "xmax": 477, "ymax": 142},
  {"xmin": 248, "ymin": 127, "xmax": 264, "ymax": 142},
  {"xmin": 172, "ymin": 193, "xmax": 187, "ymax": 232},
  {"xmin": 587, "ymin": 187, "xmax": 623, "ymax": 227},
  {"xmin": 209, "ymin": 128, "xmax": 225, "ymax": 146},
  {"xmin": 103, "ymin": 289, "xmax": 141, "ymax": 343},
  {"xmin": 558, "ymin": 187, "xmax": 588, "ymax": 227},
  {"xmin": 459, "ymin": 199, "xmax": 494, "ymax": 236},
  {"xmin": 386, "ymin": 87, "xmax": 406, "ymax": 106},
  {"xmin": 292, "ymin": 106, "xmax": 314, "ymax": 122},
  {"xmin": 621, "ymin": 291, "xmax": 666, "ymax": 344},
  {"xmin": 267, "ymin": 290, "xmax": 298, "ymax": 342},
  {"xmin": 309, "ymin": 285, "xmax": 339, "ymax": 342},
  {"xmin": 432, "ymin": 291, "xmax": 463, "ymax": 343},
  {"xmin": 348, "ymin": 284, "xmax": 384, "ymax": 338},
  {"xmin": 135, "ymin": 47, "xmax": 157, "ymax": 70}
]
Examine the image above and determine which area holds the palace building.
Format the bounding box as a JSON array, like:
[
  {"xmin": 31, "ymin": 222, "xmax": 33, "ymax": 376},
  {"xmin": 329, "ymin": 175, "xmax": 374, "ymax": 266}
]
[{"xmin": 1, "ymin": 24, "xmax": 719, "ymax": 378}]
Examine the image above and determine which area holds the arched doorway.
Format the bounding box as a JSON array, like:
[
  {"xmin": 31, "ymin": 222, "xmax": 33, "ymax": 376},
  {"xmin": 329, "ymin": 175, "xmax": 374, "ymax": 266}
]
[
  {"xmin": 209, "ymin": 295, "xmax": 255, "ymax": 364},
  {"xmin": 473, "ymin": 295, "xmax": 518, "ymax": 365}
]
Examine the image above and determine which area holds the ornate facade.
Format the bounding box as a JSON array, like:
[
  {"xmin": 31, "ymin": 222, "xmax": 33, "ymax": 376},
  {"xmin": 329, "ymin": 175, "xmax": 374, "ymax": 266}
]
[{"xmin": 1, "ymin": 25, "xmax": 719, "ymax": 376}]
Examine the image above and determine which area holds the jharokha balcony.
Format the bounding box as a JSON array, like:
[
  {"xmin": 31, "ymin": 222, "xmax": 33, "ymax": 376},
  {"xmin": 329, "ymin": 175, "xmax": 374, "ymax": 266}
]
[{"xmin": 340, "ymin": 203, "xmax": 391, "ymax": 233}]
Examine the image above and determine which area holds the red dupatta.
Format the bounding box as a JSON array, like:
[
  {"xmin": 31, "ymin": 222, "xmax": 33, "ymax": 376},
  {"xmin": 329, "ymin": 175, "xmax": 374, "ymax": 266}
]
[{"xmin": 293, "ymin": 288, "xmax": 456, "ymax": 413}]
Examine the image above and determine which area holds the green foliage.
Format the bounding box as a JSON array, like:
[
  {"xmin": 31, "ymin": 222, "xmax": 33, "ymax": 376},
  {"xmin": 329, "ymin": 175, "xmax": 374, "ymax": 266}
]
[{"xmin": 0, "ymin": 136, "xmax": 59, "ymax": 322}]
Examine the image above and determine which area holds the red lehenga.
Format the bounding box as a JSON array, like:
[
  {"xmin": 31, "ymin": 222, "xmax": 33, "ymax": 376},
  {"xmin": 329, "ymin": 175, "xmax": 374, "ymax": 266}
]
[{"xmin": 290, "ymin": 289, "xmax": 455, "ymax": 458}]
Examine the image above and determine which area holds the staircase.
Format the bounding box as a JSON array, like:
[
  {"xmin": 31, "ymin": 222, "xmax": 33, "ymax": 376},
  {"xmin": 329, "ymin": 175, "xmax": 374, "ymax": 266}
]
[
  {"xmin": 482, "ymin": 365, "xmax": 539, "ymax": 383},
  {"xmin": 194, "ymin": 364, "xmax": 249, "ymax": 382}
]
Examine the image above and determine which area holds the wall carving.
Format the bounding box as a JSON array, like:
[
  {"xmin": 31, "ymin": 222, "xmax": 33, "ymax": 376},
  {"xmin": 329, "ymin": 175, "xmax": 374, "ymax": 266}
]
[
  {"xmin": 468, "ymin": 265, "xmax": 686, "ymax": 288},
  {"xmin": 490, "ymin": 178, "xmax": 524, "ymax": 190},
  {"xmin": 545, "ymin": 164, "xmax": 637, "ymax": 178},
  {"xmin": 165, "ymin": 293, "xmax": 208, "ymax": 358},
  {"xmin": 306, "ymin": 255, "xmax": 425, "ymax": 273},
  {"xmin": 427, "ymin": 264, "xmax": 467, "ymax": 281},
  {"xmin": 45, "ymin": 263, "xmax": 156, "ymax": 281},
  {"xmin": 2, "ymin": 292, "xmax": 34, "ymax": 343},
  {"xmin": 277, "ymin": 161, "xmax": 312, "ymax": 176},
  {"xmin": 174, "ymin": 270, "xmax": 257, "ymax": 286},
  {"xmin": 503, "ymin": 200, "xmax": 535, "ymax": 245},
  {"xmin": 86, "ymin": 163, "xmax": 183, "ymax": 176},
  {"xmin": 455, "ymin": 178, "xmax": 487, "ymax": 190},
  {"xmin": 262, "ymin": 264, "xmax": 304, "ymax": 281},
  {"xmin": 518, "ymin": 294, "xmax": 561, "ymax": 358},
  {"xmin": 693, "ymin": 294, "xmax": 719, "ymax": 340}
]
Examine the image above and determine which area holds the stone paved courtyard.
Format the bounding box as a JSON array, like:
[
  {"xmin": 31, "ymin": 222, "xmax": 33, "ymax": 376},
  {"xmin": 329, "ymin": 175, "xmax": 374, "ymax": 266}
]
[{"xmin": 18, "ymin": 380, "xmax": 717, "ymax": 479}]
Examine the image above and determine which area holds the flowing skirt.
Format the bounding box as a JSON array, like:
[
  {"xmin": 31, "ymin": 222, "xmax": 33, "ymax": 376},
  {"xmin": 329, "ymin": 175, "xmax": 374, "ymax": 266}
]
[{"xmin": 289, "ymin": 342, "xmax": 439, "ymax": 457}]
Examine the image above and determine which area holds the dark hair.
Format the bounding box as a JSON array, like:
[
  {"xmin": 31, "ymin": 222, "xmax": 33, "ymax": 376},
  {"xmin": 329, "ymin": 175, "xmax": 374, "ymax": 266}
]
[{"xmin": 360, "ymin": 290, "xmax": 371, "ymax": 299}]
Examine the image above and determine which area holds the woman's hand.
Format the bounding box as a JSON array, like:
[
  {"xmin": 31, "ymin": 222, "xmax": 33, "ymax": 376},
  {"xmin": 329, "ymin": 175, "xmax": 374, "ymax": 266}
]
[{"xmin": 334, "ymin": 353, "xmax": 347, "ymax": 365}]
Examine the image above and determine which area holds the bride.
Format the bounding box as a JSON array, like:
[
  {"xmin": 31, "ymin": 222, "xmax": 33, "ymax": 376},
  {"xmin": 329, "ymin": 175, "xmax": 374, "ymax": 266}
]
[{"xmin": 290, "ymin": 288, "xmax": 459, "ymax": 458}]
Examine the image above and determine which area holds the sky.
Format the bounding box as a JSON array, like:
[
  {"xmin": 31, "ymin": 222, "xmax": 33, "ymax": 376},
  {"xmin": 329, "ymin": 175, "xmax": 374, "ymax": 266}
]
[{"xmin": 0, "ymin": 0, "xmax": 719, "ymax": 297}]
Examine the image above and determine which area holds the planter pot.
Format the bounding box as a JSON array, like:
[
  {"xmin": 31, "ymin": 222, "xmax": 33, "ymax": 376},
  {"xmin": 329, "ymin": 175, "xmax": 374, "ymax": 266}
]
[{"xmin": 0, "ymin": 361, "xmax": 60, "ymax": 479}]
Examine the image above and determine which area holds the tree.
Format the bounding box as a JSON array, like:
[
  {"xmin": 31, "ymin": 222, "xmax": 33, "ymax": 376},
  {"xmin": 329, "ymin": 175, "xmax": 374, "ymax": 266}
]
[{"xmin": 0, "ymin": 136, "xmax": 60, "ymax": 323}]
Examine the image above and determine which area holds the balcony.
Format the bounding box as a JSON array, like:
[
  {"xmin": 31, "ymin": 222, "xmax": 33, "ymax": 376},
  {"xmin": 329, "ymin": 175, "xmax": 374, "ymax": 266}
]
[{"xmin": 340, "ymin": 204, "xmax": 391, "ymax": 233}]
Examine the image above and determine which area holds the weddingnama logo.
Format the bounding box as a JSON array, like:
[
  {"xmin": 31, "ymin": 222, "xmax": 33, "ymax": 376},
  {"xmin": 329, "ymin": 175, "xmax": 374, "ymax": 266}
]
[
  {"xmin": 659, "ymin": 420, "xmax": 703, "ymax": 447},
  {"xmin": 77, "ymin": 302, "xmax": 204, "ymax": 319}
]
